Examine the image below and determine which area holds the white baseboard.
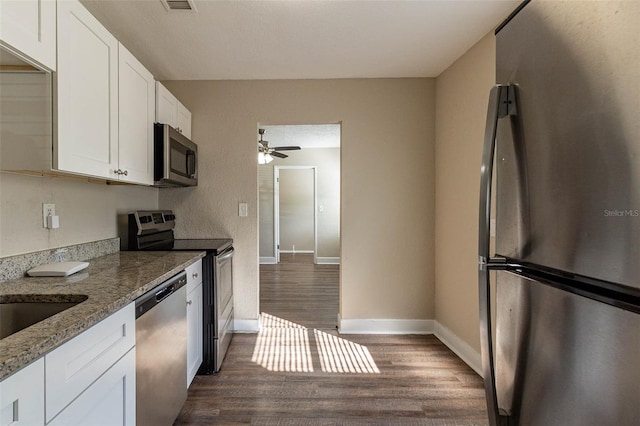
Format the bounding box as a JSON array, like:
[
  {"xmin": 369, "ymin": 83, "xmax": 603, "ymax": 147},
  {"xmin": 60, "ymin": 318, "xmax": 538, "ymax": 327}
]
[
  {"xmin": 433, "ymin": 321, "xmax": 483, "ymax": 377},
  {"xmin": 335, "ymin": 316, "xmax": 482, "ymax": 376},
  {"xmin": 317, "ymin": 257, "xmax": 340, "ymax": 264},
  {"xmin": 259, "ymin": 257, "xmax": 276, "ymax": 264},
  {"xmin": 233, "ymin": 318, "xmax": 260, "ymax": 333},
  {"xmin": 279, "ymin": 250, "xmax": 314, "ymax": 254},
  {"xmin": 338, "ymin": 315, "xmax": 434, "ymax": 335}
]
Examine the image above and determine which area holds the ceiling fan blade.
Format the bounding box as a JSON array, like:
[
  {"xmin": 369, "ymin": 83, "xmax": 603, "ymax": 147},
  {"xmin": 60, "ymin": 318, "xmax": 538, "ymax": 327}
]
[
  {"xmin": 272, "ymin": 146, "xmax": 301, "ymax": 151},
  {"xmin": 271, "ymin": 151, "xmax": 288, "ymax": 159}
]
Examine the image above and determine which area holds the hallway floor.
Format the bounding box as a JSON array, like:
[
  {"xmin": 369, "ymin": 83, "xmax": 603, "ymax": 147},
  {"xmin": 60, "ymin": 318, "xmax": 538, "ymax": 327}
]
[{"xmin": 174, "ymin": 254, "xmax": 488, "ymax": 425}]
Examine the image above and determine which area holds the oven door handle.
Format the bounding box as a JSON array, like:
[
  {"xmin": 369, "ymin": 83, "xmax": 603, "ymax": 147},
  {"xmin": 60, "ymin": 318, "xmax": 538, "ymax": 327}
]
[{"xmin": 216, "ymin": 247, "xmax": 234, "ymax": 263}]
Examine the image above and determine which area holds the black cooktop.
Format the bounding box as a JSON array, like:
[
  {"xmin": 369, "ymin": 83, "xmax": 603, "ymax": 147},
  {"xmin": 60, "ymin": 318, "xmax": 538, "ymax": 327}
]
[{"xmin": 170, "ymin": 238, "xmax": 233, "ymax": 254}]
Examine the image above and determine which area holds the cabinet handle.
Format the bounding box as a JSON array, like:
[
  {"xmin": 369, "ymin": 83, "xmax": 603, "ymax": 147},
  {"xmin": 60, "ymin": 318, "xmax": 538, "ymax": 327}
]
[
  {"xmin": 114, "ymin": 169, "xmax": 120, "ymax": 175},
  {"xmin": 122, "ymin": 170, "xmax": 128, "ymax": 176},
  {"xmin": 192, "ymin": 273, "xmax": 198, "ymax": 279},
  {"xmin": 186, "ymin": 300, "xmax": 192, "ymax": 305}
]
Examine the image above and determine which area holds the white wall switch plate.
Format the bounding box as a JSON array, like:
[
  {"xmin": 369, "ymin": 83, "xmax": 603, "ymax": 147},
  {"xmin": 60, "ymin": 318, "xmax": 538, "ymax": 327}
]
[{"xmin": 239, "ymin": 202, "xmax": 248, "ymax": 217}]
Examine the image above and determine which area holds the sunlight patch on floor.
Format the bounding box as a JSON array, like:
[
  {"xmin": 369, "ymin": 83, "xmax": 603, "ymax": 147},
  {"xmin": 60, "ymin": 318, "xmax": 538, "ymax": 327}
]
[
  {"xmin": 252, "ymin": 313, "xmax": 380, "ymax": 374},
  {"xmin": 251, "ymin": 326, "xmax": 314, "ymax": 372},
  {"xmin": 261, "ymin": 312, "xmax": 307, "ymax": 328},
  {"xmin": 314, "ymin": 329, "xmax": 380, "ymax": 374}
]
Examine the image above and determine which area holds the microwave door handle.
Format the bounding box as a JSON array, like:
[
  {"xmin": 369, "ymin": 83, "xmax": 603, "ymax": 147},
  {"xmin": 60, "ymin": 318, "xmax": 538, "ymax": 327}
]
[{"xmin": 186, "ymin": 150, "xmax": 196, "ymax": 178}]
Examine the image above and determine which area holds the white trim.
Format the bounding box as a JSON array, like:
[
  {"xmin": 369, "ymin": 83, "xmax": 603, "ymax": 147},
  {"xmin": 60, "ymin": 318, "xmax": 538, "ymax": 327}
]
[
  {"xmin": 279, "ymin": 250, "xmax": 314, "ymax": 254},
  {"xmin": 317, "ymin": 257, "xmax": 340, "ymax": 264},
  {"xmin": 259, "ymin": 257, "xmax": 276, "ymax": 264},
  {"xmin": 335, "ymin": 317, "xmax": 482, "ymax": 375},
  {"xmin": 433, "ymin": 321, "xmax": 483, "ymax": 377},
  {"xmin": 233, "ymin": 318, "xmax": 260, "ymax": 333},
  {"xmin": 338, "ymin": 316, "xmax": 434, "ymax": 335}
]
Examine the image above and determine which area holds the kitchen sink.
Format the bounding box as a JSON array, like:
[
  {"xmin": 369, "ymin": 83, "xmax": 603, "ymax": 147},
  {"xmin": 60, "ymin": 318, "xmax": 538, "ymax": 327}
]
[{"xmin": 0, "ymin": 295, "xmax": 88, "ymax": 339}]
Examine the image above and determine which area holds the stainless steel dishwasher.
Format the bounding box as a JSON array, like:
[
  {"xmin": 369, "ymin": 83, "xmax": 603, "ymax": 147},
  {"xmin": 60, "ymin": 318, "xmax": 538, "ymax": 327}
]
[{"xmin": 135, "ymin": 271, "xmax": 187, "ymax": 426}]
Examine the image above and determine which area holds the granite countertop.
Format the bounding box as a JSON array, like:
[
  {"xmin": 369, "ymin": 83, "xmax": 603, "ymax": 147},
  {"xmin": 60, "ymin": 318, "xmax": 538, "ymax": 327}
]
[{"xmin": 0, "ymin": 250, "xmax": 205, "ymax": 380}]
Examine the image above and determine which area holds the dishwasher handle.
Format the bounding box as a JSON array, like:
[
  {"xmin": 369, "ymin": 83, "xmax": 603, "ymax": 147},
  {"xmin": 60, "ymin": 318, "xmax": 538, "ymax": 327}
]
[
  {"xmin": 136, "ymin": 271, "xmax": 187, "ymax": 319},
  {"xmin": 155, "ymin": 284, "xmax": 175, "ymax": 302}
]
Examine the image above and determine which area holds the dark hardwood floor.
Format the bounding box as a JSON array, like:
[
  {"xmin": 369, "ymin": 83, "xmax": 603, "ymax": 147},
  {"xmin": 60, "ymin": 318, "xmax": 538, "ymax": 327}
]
[{"xmin": 175, "ymin": 253, "xmax": 489, "ymax": 425}]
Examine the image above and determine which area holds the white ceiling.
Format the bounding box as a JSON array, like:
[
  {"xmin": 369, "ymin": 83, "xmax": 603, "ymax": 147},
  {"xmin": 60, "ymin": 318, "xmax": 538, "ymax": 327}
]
[
  {"xmin": 80, "ymin": 0, "xmax": 520, "ymax": 81},
  {"xmin": 261, "ymin": 124, "xmax": 341, "ymax": 149}
]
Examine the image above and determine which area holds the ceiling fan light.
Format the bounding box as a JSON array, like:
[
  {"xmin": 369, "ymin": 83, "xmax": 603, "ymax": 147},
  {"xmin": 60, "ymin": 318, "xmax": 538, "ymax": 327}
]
[
  {"xmin": 258, "ymin": 151, "xmax": 266, "ymax": 164},
  {"xmin": 265, "ymin": 153, "xmax": 274, "ymax": 163}
]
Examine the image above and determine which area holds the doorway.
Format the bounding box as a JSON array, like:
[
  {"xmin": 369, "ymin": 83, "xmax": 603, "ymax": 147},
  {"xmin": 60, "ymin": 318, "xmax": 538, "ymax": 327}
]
[
  {"xmin": 258, "ymin": 124, "xmax": 341, "ymax": 265},
  {"xmin": 274, "ymin": 166, "xmax": 317, "ymax": 264}
]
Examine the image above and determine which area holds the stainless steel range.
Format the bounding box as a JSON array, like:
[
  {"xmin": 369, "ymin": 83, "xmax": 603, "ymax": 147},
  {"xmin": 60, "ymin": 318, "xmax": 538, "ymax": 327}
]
[{"xmin": 125, "ymin": 210, "xmax": 233, "ymax": 373}]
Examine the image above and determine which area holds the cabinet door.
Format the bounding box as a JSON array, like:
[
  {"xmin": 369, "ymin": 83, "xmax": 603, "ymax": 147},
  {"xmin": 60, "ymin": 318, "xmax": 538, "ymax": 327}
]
[
  {"xmin": 55, "ymin": 0, "xmax": 119, "ymax": 180},
  {"xmin": 45, "ymin": 303, "xmax": 135, "ymax": 422},
  {"xmin": 48, "ymin": 348, "xmax": 135, "ymax": 426},
  {"xmin": 176, "ymin": 101, "xmax": 192, "ymax": 139},
  {"xmin": 187, "ymin": 281, "xmax": 203, "ymax": 387},
  {"xmin": 0, "ymin": 0, "xmax": 56, "ymax": 70},
  {"xmin": 0, "ymin": 358, "xmax": 44, "ymax": 426},
  {"xmin": 118, "ymin": 43, "xmax": 154, "ymax": 185},
  {"xmin": 155, "ymin": 82, "xmax": 177, "ymax": 127},
  {"xmin": 186, "ymin": 259, "xmax": 202, "ymax": 286}
]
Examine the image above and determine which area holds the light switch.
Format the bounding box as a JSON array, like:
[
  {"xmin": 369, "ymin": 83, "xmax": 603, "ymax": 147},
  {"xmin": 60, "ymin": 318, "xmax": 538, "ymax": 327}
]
[
  {"xmin": 490, "ymin": 219, "xmax": 496, "ymax": 237},
  {"xmin": 239, "ymin": 202, "xmax": 248, "ymax": 217}
]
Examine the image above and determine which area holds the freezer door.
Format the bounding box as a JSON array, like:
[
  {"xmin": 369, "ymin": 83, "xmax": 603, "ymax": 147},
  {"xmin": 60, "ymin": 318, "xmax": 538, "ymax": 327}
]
[
  {"xmin": 495, "ymin": 271, "xmax": 640, "ymax": 425},
  {"xmin": 495, "ymin": 1, "xmax": 640, "ymax": 289}
]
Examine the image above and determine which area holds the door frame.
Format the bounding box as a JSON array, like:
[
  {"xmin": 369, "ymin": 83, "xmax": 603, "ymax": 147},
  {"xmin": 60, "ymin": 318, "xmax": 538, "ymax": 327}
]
[{"xmin": 274, "ymin": 165, "xmax": 318, "ymax": 264}]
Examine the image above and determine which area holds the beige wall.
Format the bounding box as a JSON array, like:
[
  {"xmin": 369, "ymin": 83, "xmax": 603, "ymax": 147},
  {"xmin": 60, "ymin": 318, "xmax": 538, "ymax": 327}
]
[
  {"xmin": 259, "ymin": 147, "xmax": 341, "ymax": 259},
  {"xmin": 434, "ymin": 33, "xmax": 495, "ymax": 352},
  {"xmin": 0, "ymin": 172, "xmax": 158, "ymax": 256},
  {"xmin": 161, "ymin": 79, "xmax": 435, "ymax": 324}
]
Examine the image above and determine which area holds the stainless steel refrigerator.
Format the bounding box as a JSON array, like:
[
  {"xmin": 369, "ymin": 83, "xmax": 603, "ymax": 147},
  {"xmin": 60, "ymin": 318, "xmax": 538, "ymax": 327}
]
[{"xmin": 478, "ymin": 1, "xmax": 640, "ymax": 425}]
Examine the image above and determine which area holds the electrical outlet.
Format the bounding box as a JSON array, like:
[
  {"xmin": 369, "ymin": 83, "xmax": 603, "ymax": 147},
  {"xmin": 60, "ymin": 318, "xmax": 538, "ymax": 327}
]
[{"xmin": 43, "ymin": 203, "xmax": 55, "ymax": 228}]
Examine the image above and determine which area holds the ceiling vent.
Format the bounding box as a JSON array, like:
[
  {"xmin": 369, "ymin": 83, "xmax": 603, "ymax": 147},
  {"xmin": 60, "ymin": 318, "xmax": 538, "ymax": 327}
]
[{"xmin": 161, "ymin": 0, "xmax": 197, "ymax": 12}]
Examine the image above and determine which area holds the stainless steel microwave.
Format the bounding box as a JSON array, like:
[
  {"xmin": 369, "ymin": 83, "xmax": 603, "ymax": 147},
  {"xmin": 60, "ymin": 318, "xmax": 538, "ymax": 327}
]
[{"xmin": 154, "ymin": 123, "xmax": 198, "ymax": 187}]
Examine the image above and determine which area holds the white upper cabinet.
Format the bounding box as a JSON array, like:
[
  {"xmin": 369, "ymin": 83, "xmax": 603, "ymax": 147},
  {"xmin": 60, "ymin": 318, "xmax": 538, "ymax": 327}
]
[
  {"xmin": 0, "ymin": 0, "xmax": 57, "ymax": 70},
  {"xmin": 156, "ymin": 82, "xmax": 178, "ymax": 127},
  {"xmin": 55, "ymin": 0, "xmax": 155, "ymax": 184},
  {"xmin": 118, "ymin": 43, "xmax": 154, "ymax": 185},
  {"xmin": 55, "ymin": 0, "xmax": 119, "ymax": 180},
  {"xmin": 176, "ymin": 102, "xmax": 192, "ymax": 139},
  {"xmin": 156, "ymin": 82, "xmax": 192, "ymax": 139}
]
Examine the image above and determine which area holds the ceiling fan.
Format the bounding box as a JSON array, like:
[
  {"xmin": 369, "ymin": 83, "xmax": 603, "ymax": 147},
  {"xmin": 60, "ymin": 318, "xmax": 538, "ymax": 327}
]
[{"xmin": 258, "ymin": 129, "xmax": 300, "ymax": 164}]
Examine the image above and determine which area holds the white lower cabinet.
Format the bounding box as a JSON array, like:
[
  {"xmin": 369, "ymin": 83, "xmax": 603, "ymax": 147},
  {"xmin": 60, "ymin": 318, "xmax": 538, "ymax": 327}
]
[
  {"xmin": 0, "ymin": 358, "xmax": 45, "ymax": 426},
  {"xmin": 45, "ymin": 304, "xmax": 135, "ymax": 422},
  {"xmin": 48, "ymin": 348, "xmax": 135, "ymax": 426},
  {"xmin": 186, "ymin": 259, "xmax": 203, "ymax": 387},
  {"xmin": 0, "ymin": 302, "xmax": 135, "ymax": 426},
  {"xmin": 186, "ymin": 281, "xmax": 203, "ymax": 387}
]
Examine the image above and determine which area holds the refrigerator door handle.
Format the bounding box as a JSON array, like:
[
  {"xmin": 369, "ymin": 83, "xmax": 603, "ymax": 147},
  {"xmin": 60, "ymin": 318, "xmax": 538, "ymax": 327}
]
[{"xmin": 478, "ymin": 84, "xmax": 516, "ymax": 426}]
